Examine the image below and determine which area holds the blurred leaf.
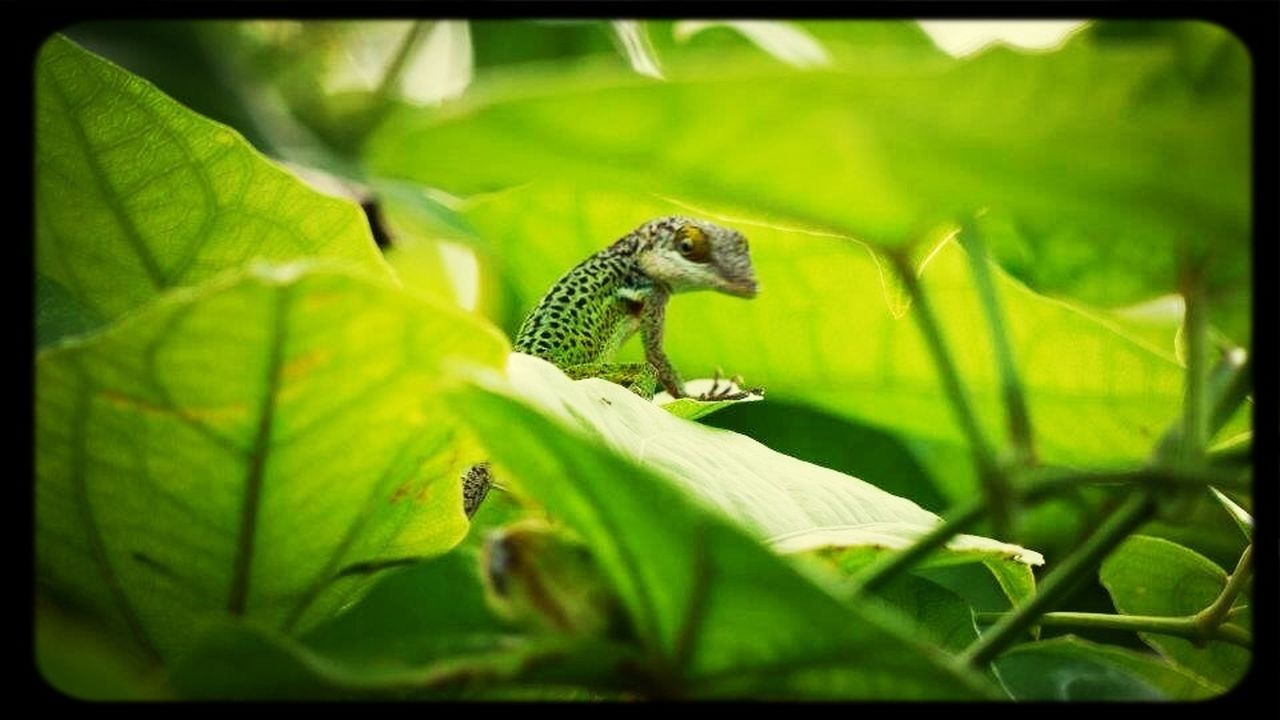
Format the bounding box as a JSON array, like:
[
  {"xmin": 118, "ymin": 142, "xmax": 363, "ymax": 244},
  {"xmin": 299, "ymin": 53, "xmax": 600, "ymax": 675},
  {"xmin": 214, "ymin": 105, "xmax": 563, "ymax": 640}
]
[
  {"xmin": 994, "ymin": 636, "xmax": 1220, "ymax": 700},
  {"xmin": 36, "ymin": 592, "xmax": 173, "ymax": 700},
  {"xmin": 366, "ymin": 22, "xmax": 1247, "ymax": 339},
  {"xmin": 452, "ymin": 370, "xmax": 995, "ymax": 699},
  {"xmin": 371, "ymin": 179, "xmax": 487, "ymax": 308},
  {"xmin": 36, "ymin": 35, "xmax": 389, "ymax": 343},
  {"xmin": 36, "ymin": 263, "xmax": 509, "ymax": 664},
  {"xmin": 171, "ymin": 550, "xmax": 637, "ymax": 699},
  {"xmin": 673, "ymin": 21, "xmax": 831, "ymax": 68},
  {"xmin": 441, "ymin": 185, "xmax": 1184, "ymax": 489},
  {"xmin": 471, "ymin": 20, "xmax": 618, "ymax": 72},
  {"xmin": 647, "ymin": 20, "xmax": 948, "ymax": 79},
  {"xmin": 610, "ymin": 21, "xmax": 663, "ymax": 78},
  {"xmin": 64, "ymin": 21, "xmax": 279, "ymax": 154},
  {"xmin": 1100, "ymin": 535, "xmax": 1249, "ymax": 690}
]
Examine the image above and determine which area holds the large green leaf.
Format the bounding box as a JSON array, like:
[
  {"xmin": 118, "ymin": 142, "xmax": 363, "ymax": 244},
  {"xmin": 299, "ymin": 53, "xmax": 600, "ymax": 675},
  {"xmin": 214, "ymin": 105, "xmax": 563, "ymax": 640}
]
[
  {"xmin": 453, "ymin": 367, "xmax": 996, "ymax": 699},
  {"xmin": 1099, "ymin": 535, "xmax": 1250, "ymax": 690},
  {"xmin": 994, "ymin": 636, "xmax": 1221, "ymax": 700},
  {"xmin": 35, "ymin": 35, "xmax": 389, "ymax": 342},
  {"xmin": 504, "ymin": 353, "xmax": 1040, "ymax": 571},
  {"xmin": 365, "ymin": 21, "xmax": 1248, "ymax": 339},
  {"xmin": 703, "ymin": 400, "xmax": 948, "ymax": 512},
  {"xmin": 35, "ymin": 263, "xmax": 508, "ymax": 667},
  {"xmin": 441, "ymin": 185, "xmax": 1184, "ymax": 495}
]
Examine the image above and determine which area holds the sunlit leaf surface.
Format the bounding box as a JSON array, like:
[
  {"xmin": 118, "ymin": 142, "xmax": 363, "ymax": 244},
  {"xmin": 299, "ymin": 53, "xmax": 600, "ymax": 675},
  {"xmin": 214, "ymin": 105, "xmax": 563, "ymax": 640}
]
[
  {"xmin": 36, "ymin": 36, "xmax": 389, "ymax": 342},
  {"xmin": 36, "ymin": 263, "xmax": 508, "ymax": 662}
]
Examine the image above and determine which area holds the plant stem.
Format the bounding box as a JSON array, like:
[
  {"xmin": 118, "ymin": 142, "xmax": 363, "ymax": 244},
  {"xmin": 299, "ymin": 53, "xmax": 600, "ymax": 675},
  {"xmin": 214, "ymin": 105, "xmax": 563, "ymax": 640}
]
[
  {"xmin": 960, "ymin": 490, "xmax": 1156, "ymax": 667},
  {"xmin": 853, "ymin": 500, "xmax": 987, "ymax": 595},
  {"xmin": 973, "ymin": 545, "xmax": 1255, "ymax": 651},
  {"xmin": 349, "ymin": 21, "xmax": 434, "ymax": 144},
  {"xmin": 960, "ymin": 223, "xmax": 1035, "ymax": 466},
  {"xmin": 1020, "ymin": 465, "xmax": 1252, "ymax": 498},
  {"xmin": 1195, "ymin": 544, "xmax": 1253, "ymax": 633},
  {"xmin": 1154, "ymin": 345, "xmax": 1250, "ymax": 464},
  {"xmin": 973, "ymin": 611, "xmax": 1252, "ymax": 650},
  {"xmin": 1209, "ymin": 351, "xmax": 1251, "ymax": 436},
  {"xmin": 890, "ymin": 251, "xmax": 1007, "ymax": 533},
  {"xmin": 375, "ymin": 21, "xmax": 434, "ymax": 103}
]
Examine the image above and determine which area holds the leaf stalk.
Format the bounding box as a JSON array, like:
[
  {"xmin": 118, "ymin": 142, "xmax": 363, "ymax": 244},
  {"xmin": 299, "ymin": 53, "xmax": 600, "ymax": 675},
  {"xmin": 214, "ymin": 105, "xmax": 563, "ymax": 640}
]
[{"xmin": 960, "ymin": 490, "xmax": 1155, "ymax": 667}]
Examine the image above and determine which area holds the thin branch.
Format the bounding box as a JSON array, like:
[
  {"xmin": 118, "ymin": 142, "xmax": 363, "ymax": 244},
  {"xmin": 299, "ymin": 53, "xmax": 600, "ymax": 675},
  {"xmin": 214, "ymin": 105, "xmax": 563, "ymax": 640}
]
[
  {"xmin": 1019, "ymin": 465, "xmax": 1252, "ymax": 499},
  {"xmin": 959, "ymin": 223, "xmax": 1035, "ymax": 466},
  {"xmin": 974, "ymin": 611, "xmax": 1252, "ymax": 650},
  {"xmin": 1209, "ymin": 352, "xmax": 1251, "ymax": 436},
  {"xmin": 853, "ymin": 500, "xmax": 987, "ymax": 595},
  {"xmin": 890, "ymin": 251, "xmax": 1007, "ymax": 533},
  {"xmin": 1155, "ymin": 342, "xmax": 1250, "ymax": 463},
  {"xmin": 1195, "ymin": 544, "xmax": 1253, "ymax": 633},
  {"xmin": 960, "ymin": 490, "xmax": 1156, "ymax": 667},
  {"xmin": 375, "ymin": 21, "xmax": 434, "ymax": 103}
]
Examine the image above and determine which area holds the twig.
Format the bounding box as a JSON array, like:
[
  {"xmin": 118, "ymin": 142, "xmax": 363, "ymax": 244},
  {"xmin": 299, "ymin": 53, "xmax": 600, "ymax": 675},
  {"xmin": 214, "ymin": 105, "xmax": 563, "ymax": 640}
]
[
  {"xmin": 960, "ymin": 490, "xmax": 1156, "ymax": 667},
  {"xmin": 853, "ymin": 500, "xmax": 987, "ymax": 595},
  {"xmin": 960, "ymin": 223, "xmax": 1035, "ymax": 466},
  {"xmin": 1194, "ymin": 544, "xmax": 1253, "ymax": 637},
  {"xmin": 890, "ymin": 251, "xmax": 1008, "ymax": 534},
  {"xmin": 973, "ymin": 611, "xmax": 1252, "ymax": 650}
]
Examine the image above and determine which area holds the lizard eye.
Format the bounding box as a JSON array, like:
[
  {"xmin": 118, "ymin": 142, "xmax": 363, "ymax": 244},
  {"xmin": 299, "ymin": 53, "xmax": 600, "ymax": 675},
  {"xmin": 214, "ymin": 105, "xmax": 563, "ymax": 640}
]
[{"xmin": 675, "ymin": 225, "xmax": 710, "ymax": 263}]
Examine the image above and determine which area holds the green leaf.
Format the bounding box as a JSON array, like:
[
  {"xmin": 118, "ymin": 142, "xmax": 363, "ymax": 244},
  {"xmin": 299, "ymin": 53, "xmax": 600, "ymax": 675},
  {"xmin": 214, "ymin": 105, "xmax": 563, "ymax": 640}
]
[
  {"xmin": 994, "ymin": 636, "xmax": 1221, "ymax": 700},
  {"xmin": 441, "ymin": 185, "xmax": 1184, "ymax": 495},
  {"xmin": 471, "ymin": 20, "xmax": 618, "ymax": 72},
  {"xmin": 1100, "ymin": 535, "xmax": 1249, "ymax": 690},
  {"xmin": 170, "ymin": 550, "xmax": 639, "ymax": 699},
  {"xmin": 36, "ymin": 592, "xmax": 173, "ymax": 700},
  {"xmin": 365, "ymin": 22, "xmax": 1247, "ymax": 339},
  {"xmin": 35, "ymin": 263, "xmax": 508, "ymax": 665},
  {"xmin": 654, "ymin": 379, "xmax": 764, "ymax": 421},
  {"xmin": 863, "ymin": 575, "xmax": 980, "ymax": 655},
  {"xmin": 36, "ymin": 35, "xmax": 389, "ymax": 341},
  {"xmin": 453, "ymin": 365, "xmax": 996, "ymax": 699},
  {"xmin": 504, "ymin": 353, "xmax": 1040, "ymax": 570},
  {"xmin": 703, "ymin": 400, "xmax": 948, "ymax": 511}
]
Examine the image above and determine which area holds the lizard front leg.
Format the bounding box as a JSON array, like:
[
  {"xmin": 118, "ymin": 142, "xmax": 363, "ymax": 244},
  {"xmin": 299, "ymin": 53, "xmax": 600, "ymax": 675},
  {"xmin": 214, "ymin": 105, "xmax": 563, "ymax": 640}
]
[{"xmin": 639, "ymin": 289, "xmax": 686, "ymax": 398}]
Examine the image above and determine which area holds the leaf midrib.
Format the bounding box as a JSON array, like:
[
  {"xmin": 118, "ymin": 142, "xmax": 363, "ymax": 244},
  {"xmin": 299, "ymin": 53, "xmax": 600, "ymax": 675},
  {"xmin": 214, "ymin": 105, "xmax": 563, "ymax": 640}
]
[{"xmin": 227, "ymin": 283, "xmax": 292, "ymax": 615}]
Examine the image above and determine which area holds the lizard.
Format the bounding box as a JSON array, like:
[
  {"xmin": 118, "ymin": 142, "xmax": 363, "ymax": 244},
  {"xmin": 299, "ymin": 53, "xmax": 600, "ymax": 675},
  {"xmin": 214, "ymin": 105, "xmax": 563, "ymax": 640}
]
[{"xmin": 463, "ymin": 215, "xmax": 760, "ymax": 517}]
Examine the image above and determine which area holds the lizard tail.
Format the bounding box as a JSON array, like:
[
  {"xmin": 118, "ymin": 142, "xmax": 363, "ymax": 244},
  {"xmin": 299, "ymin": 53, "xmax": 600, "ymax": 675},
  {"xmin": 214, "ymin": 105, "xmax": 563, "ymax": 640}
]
[{"xmin": 462, "ymin": 462, "xmax": 493, "ymax": 518}]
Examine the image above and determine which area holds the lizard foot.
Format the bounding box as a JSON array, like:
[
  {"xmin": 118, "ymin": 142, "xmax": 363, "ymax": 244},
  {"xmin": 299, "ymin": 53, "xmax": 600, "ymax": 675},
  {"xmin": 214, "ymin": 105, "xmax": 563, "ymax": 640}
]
[{"xmin": 695, "ymin": 368, "xmax": 757, "ymax": 401}]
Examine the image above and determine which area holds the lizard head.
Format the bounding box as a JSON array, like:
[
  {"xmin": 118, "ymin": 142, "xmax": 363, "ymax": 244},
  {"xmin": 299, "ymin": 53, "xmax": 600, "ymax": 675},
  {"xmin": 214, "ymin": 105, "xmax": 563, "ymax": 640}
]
[{"xmin": 635, "ymin": 216, "xmax": 758, "ymax": 298}]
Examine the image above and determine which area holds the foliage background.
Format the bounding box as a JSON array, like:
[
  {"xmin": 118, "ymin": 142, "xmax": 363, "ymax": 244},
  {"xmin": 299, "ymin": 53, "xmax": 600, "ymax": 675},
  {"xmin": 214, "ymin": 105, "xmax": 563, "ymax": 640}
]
[{"xmin": 34, "ymin": 19, "xmax": 1254, "ymax": 700}]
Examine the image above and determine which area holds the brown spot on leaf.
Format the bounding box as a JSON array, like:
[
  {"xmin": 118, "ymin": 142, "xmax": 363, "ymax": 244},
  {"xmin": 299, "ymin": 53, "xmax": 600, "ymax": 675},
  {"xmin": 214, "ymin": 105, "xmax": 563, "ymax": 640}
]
[
  {"xmin": 390, "ymin": 480, "xmax": 414, "ymax": 504},
  {"xmin": 281, "ymin": 348, "xmax": 330, "ymax": 383},
  {"xmin": 98, "ymin": 390, "xmax": 247, "ymax": 423}
]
